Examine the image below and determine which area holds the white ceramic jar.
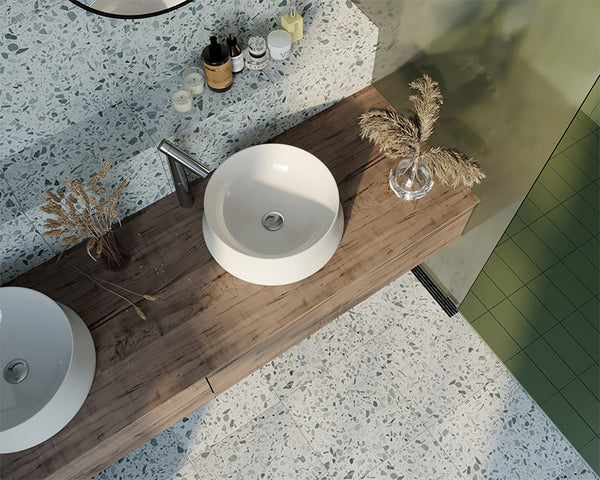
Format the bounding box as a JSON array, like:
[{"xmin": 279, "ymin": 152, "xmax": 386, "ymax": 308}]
[{"xmin": 267, "ymin": 30, "xmax": 292, "ymax": 60}]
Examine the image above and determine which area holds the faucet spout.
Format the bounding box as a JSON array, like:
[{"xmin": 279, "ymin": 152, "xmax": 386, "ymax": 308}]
[{"xmin": 158, "ymin": 139, "xmax": 211, "ymax": 208}]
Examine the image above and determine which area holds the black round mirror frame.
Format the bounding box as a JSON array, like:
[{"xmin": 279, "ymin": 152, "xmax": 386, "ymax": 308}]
[{"xmin": 67, "ymin": 0, "xmax": 194, "ymax": 19}]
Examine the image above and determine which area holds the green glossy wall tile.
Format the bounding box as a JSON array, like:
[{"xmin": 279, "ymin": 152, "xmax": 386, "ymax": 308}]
[
  {"xmin": 562, "ymin": 311, "xmax": 600, "ymax": 363},
  {"xmin": 563, "ymin": 194, "xmax": 599, "ymax": 236},
  {"xmin": 580, "ymin": 236, "xmax": 599, "ymax": 268},
  {"xmin": 579, "ymin": 131, "xmax": 599, "ymax": 159},
  {"xmin": 513, "ymin": 227, "xmax": 559, "ymax": 271},
  {"xmin": 471, "ymin": 272, "xmax": 505, "ymax": 310},
  {"xmin": 564, "ymin": 142, "xmax": 600, "ymax": 182},
  {"xmin": 562, "ymin": 379, "xmax": 600, "ymax": 435},
  {"xmin": 580, "ymin": 182, "xmax": 600, "ymax": 212},
  {"xmin": 505, "ymin": 351, "xmax": 555, "ymax": 404},
  {"xmin": 541, "ymin": 394, "xmax": 596, "ymax": 449},
  {"xmin": 568, "ymin": 115, "xmax": 596, "ymax": 140},
  {"xmin": 546, "ymin": 262, "xmax": 594, "ymax": 309},
  {"xmin": 581, "ymin": 365, "xmax": 599, "ymax": 401},
  {"xmin": 496, "ymin": 239, "xmax": 541, "ymax": 283},
  {"xmin": 528, "ymin": 182, "xmax": 559, "ymax": 213},
  {"xmin": 545, "ymin": 324, "xmax": 594, "ymax": 375},
  {"xmin": 580, "ymin": 437, "xmax": 600, "ymax": 474},
  {"xmin": 547, "ymin": 204, "xmax": 593, "ymax": 247},
  {"xmin": 549, "ymin": 156, "xmax": 593, "ymax": 192},
  {"xmin": 538, "ymin": 163, "xmax": 576, "ymax": 202},
  {"xmin": 505, "ymin": 215, "xmax": 527, "ymax": 237},
  {"xmin": 530, "ymin": 216, "xmax": 577, "ymax": 258},
  {"xmin": 459, "ymin": 291, "xmax": 487, "ymax": 323},
  {"xmin": 516, "ymin": 198, "xmax": 543, "ymax": 225},
  {"xmin": 472, "ymin": 312, "xmax": 520, "ymax": 362},
  {"xmin": 491, "ymin": 299, "xmax": 540, "ymax": 348},
  {"xmin": 563, "ymin": 250, "xmax": 600, "ymax": 296},
  {"xmin": 482, "ymin": 253, "xmax": 523, "ymax": 297},
  {"xmin": 526, "ymin": 338, "xmax": 575, "ymax": 389},
  {"xmin": 509, "ymin": 287, "xmax": 557, "ymax": 334},
  {"xmin": 498, "ymin": 232, "xmax": 510, "ymax": 245},
  {"xmin": 554, "ymin": 131, "xmax": 578, "ymax": 154},
  {"xmin": 579, "ymin": 298, "xmax": 600, "ymax": 331},
  {"xmin": 528, "ymin": 274, "xmax": 576, "ymax": 321}
]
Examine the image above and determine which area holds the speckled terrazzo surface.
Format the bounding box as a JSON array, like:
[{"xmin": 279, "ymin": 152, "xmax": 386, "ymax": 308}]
[
  {"xmin": 92, "ymin": 272, "xmax": 598, "ymax": 480},
  {"xmin": 0, "ymin": 0, "xmax": 377, "ymax": 284}
]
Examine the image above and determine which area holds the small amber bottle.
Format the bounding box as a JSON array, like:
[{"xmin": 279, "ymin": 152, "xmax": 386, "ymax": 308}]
[{"xmin": 202, "ymin": 36, "xmax": 233, "ymax": 92}]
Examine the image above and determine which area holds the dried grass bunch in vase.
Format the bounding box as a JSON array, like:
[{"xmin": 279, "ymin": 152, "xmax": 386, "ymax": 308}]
[
  {"xmin": 41, "ymin": 160, "xmax": 130, "ymax": 271},
  {"xmin": 359, "ymin": 74, "xmax": 485, "ymax": 204}
]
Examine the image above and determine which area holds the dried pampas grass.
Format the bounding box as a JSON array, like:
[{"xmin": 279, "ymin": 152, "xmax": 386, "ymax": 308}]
[
  {"xmin": 41, "ymin": 160, "xmax": 128, "ymax": 262},
  {"xmin": 359, "ymin": 74, "xmax": 485, "ymax": 188}
]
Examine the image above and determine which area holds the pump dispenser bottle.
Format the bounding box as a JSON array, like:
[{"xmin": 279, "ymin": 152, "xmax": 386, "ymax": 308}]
[
  {"xmin": 281, "ymin": 6, "xmax": 303, "ymax": 43},
  {"xmin": 202, "ymin": 36, "xmax": 233, "ymax": 92}
]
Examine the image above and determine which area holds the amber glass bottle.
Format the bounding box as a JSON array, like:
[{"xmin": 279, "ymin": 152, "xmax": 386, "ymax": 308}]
[
  {"xmin": 202, "ymin": 36, "xmax": 233, "ymax": 92},
  {"xmin": 227, "ymin": 34, "xmax": 244, "ymax": 74}
]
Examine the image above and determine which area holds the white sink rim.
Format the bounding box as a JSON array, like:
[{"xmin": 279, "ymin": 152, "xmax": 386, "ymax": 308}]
[
  {"xmin": 202, "ymin": 143, "xmax": 344, "ymax": 285},
  {"xmin": 0, "ymin": 287, "xmax": 96, "ymax": 454}
]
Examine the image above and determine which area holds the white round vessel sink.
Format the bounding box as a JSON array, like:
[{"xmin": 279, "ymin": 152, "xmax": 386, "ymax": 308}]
[
  {"xmin": 202, "ymin": 144, "xmax": 344, "ymax": 285},
  {"xmin": 0, "ymin": 287, "xmax": 96, "ymax": 453}
]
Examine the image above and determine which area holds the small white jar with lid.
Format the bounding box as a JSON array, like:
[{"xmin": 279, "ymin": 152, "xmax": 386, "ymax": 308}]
[{"xmin": 267, "ymin": 30, "xmax": 292, "ymax": 60}]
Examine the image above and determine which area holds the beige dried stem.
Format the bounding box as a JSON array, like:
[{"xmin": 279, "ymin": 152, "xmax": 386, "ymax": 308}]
[
  {"xmin": 67, "ymin": 266, "xmax": 156, "ymax": 320},
  {"xmin": 41, "ymin": 160, "xmax": 128, "ymax": 262},
  {"xmin": 422, "ymin": 147, "xmax": 486, "ymax": 188},
  {"xmin": 358, "ymin": 74, "xmax": 485, "ymax": 189}
]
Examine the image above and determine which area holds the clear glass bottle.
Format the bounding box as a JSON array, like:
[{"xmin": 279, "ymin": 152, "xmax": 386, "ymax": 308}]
[{"xmin": 227, "ymin": 34, "xmax": 244, "ymax": 74}]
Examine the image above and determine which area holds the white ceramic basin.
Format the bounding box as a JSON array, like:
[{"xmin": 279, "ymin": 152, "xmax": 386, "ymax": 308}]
[
  {"xmin": 202, "ymin": 144, "xmax": 344, "ymax": 285},
  {"xmin": 0, "ymin": 287, "xmax": 96, "ymax": 453}
]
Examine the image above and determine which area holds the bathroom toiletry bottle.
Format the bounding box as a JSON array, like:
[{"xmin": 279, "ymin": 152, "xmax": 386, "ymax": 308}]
[
  {"xmin": 227, "ymin": 34, "xmax": 244, "ymax": 74},
  {"xmin": 202, "ymin": 36, "xmax": 233, "ymax": 92},
  {"xmin": 281, "ymin": 6, "xmax": 303, "ymax": 43}
]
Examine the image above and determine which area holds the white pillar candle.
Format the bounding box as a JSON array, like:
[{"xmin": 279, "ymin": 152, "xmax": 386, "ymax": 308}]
[
  {"xmin": 182, "ymin": 67, "xmax": 205, "ymax": 95},
  {"xmin": 170, "ymin": 85, "xmax": 193, "ymax": 113}
]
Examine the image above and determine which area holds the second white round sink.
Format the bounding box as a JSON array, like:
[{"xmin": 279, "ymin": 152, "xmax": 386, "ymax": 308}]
[{"xmin": 202, "ymin": 144, "xmax": 344, "ymax": 285}]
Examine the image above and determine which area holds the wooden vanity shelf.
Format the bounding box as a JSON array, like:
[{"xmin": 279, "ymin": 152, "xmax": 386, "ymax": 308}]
[{"xmin": 1, "ymin": 86, "xmax": 478, "ymax": 480}]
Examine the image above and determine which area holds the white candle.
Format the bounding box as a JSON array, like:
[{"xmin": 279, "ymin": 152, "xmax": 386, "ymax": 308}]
[
  {"xmin": 170, "ymin": 85, "xmax": 193, "ymax": 113},
  {"xmin": 183, "ymin": 67, "xmax": 205, "ymax": 95}
]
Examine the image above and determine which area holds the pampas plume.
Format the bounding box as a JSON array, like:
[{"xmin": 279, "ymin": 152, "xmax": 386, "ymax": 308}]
[{"xmin": 359, "ymin": 74, "xmax": 485, "ymax": 188}]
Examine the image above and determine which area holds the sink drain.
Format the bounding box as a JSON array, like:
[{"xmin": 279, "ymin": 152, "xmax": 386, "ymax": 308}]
[
  {"xmin": 4, "ymin": 359, "xmax": 29, "ymax": 384},
  {"xmin": 262, "ymin": 211, "xmax": 284, "ymax": 231}
]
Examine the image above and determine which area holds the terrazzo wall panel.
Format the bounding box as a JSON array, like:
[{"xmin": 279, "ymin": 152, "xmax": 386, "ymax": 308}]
[{"xmin": 0, "ymin": 0, "xmax": 377, "ymax": 284}]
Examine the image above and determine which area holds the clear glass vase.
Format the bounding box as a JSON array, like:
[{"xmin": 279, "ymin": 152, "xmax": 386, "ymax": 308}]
[{"xmin": 389, "ymin": 156, "xmax": 434, "ymax": 201}]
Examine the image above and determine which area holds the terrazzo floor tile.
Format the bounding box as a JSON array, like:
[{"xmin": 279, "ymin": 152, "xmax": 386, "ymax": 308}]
[
  {"xmin": 171, "ymin": 370, "xmax": 279, "ymax": 461},
  {"xmin": 367, "ymin": 311, "xmax": 506, "ymax": 427},
  {"xmin": 430, "ymin": 374, "xmax": 588, "ymax": 479},
  {"xmin": 344, "ymin": 272, "xmax": 435, "ymax": 340},
  {"xmin": 362, "ymin": 428, "xmax": 464, "ymax": 479},
  {"xmin": 283, "ymin": 347, "xmax": 427, "ymax": 479},
  {"xmin": 92, "ymin": 427, "xmax": 199, "ymax": 480},
  {"xmin": 197, "ymin": 402, "xmax": 326, "ymax": 480},
  {"xmin": 260, "ymin": 311, "xmax": 364, "ymax": 397}
]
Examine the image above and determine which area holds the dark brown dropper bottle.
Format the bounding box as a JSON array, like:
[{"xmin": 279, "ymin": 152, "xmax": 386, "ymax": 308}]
[
  {"xmin": 227, "ymin": 34, "xmax": 244, "ymax": 74},
  {"xmin": 202, "ymin": 36, "xmax": 233, "ymax": 92}
]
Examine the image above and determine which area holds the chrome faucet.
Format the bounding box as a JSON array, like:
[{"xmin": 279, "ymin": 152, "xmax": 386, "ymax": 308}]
[{"xmin": 158, "ymin": 139, "xmax": 211, "ymax": 208}]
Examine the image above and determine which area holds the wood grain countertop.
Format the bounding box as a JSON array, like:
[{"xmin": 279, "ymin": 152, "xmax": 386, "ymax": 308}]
[{"xmin": 1, "ymin": 86, "xmax": 479, "ymax": 479}]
